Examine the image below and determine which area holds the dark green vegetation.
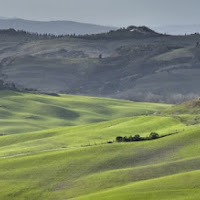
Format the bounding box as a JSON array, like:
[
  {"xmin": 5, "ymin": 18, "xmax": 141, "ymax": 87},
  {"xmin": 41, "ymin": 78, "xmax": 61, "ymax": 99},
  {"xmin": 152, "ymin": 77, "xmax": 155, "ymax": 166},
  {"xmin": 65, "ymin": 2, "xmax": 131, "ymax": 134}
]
[
  {"xmin": 116, "ymin": 132, "xmax": 160, "ymax": 142},
  {"xmin": 0, "ymin": 27, "xmax": 200, "ymax": 103},
  {"xmin": 0, "ymin": 90, "xmax": 200, "ymax": 199},
  {"xmin": 116, "ymin": 132, "xmax": 180, "ymax": 143}
]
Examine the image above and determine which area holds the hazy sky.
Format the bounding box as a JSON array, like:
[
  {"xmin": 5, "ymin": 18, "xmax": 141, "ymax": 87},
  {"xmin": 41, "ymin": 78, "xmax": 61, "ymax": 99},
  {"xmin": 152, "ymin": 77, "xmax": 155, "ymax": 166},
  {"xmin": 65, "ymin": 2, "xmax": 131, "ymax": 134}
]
[{"xmin": 0, "ymin": 0, "xmax": 200, "ymax": 27}]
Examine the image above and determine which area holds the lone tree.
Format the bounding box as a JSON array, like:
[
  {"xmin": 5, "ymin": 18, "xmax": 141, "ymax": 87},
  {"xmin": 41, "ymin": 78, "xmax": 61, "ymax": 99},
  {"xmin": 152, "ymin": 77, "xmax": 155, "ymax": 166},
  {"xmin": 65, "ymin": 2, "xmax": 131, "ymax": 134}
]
[
  {"xmin": 133, "ymin": 134, "xmax": 141, "ymax": 141},
  {"xmin": 149, "ymin": 132, "xmax": 159, "ymax": 139},
  {"xmin": 116, "ymin": 136, "xmax": 123, "ymax": 142}
]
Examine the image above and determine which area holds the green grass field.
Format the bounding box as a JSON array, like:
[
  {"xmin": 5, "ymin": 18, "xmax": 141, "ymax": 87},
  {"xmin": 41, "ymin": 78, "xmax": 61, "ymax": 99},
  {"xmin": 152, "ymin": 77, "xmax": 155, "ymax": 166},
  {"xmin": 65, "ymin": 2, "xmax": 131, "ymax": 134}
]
[
  {"xmin": 0, "ymin": 90, "xmax": 168, "ymax": 135},
  {"xmin": 0, "ymin": 90, "xmax": 200, "ymax": 200}
]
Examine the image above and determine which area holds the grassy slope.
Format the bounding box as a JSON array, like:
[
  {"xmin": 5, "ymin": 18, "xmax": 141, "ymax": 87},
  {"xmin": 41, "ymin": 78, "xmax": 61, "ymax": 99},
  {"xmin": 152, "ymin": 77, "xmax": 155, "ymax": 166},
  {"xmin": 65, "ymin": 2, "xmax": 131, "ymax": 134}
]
[
  {"xmin": 73, "ymin": 170, "xmax": 200, "ymax": 200},
  {"xmin": 1, "ymin": 126, "xmax": 200, "ymax": 200},
  {"xmin": 0, "ymin": 90, "xmax": 168, "ymax": 135},
  {"xmin": 1, "ymin": 91, "xmax": 200, "ymax": 200},
  {"xmin": 0, "ymin": 115, "xmax": 184, "ymax": 157}
]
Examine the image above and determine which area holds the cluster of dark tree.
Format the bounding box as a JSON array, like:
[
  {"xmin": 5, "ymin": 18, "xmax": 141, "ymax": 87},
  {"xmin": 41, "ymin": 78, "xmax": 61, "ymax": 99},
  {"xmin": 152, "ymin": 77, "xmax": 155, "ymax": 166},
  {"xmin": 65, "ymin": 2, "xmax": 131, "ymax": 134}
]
[
  {"xmin": 0, "ymin": 28, "xmax": 65, "ymax": 40},
  {"xmin": 0, "ymin": 28, "xmax": 93, "ymax": 40},
  {"xmin": 0, "ymin": 26, "xmax": 160, "ymax": 41},
  {"xmin": 71, "ymin": 26, "xmax": 162, "ymax": 40},
  {"xmin": 116, "ymin": 132, "xmax": 160, "ymax": 142},
  {"xmin": 0, "ymin": 28, "xmax": 110, "ymax": 41}
]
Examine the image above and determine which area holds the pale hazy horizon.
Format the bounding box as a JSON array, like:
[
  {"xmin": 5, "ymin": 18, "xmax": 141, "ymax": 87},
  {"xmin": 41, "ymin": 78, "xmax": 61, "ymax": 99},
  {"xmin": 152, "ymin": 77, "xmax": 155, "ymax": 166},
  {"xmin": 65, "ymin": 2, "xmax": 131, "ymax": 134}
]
[{"xmin": 0, "ymin": 0, "xmax": 200, "ymax": 27}]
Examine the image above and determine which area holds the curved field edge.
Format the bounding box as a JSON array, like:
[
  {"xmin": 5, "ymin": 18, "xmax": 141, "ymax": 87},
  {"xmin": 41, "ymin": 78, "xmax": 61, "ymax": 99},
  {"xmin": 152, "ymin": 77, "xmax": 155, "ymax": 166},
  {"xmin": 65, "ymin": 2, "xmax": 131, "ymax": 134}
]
[
  {"xmin": 0, "ymin": 90, "xmax": 170, "ymax": 135},
  {"xmin": 0, "ymin": 115, "xmax": 186, "ymax": 157},
  {"xmin": 1, "ymin": 125, "xmax": 200, "ymax": 199},
  {"xmin": 71, "ymin": 170, "xmax": 200, "ymax": 200}
]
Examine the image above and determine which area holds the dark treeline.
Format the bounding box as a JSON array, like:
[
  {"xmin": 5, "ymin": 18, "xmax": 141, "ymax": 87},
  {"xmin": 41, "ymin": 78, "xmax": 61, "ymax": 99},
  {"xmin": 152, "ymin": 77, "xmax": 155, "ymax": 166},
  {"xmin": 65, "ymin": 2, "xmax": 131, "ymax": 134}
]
[
  {"xmin": 0, "ymin": 26, "xmax": 199, "ymax": 42},
  {"xmin": 116, "ymin": 132, "xmax": 177, "ymax": 142},
  {"xmin": 71, "ymin": 26, "xmax": 163, "ymax": 40},
  {"xmin": 0, "ymin": 28, "xmax": 109, "ymax": 40},
  {"xmin": 0, "ymin": 26, "xmax": 162, "ymax": 41},
  {"xmin": 0, "ymin": 28, "xmax": 65, "ymax": 39},
  {"xmin": 0, "ymin": 27, "xmax": 113, "ymax": 40}
]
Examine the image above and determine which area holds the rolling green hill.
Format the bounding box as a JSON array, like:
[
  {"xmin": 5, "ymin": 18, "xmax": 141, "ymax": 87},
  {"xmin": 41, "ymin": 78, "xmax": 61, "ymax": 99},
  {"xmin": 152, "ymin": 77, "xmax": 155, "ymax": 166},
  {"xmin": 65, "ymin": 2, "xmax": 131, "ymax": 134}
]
[
  {"xmin": 0, "ymin": 91, "xmax": 200, "ymax": 199},
  {"xmin": 0, "ymin": 90, "xmax": 168, "ymax": 135}
]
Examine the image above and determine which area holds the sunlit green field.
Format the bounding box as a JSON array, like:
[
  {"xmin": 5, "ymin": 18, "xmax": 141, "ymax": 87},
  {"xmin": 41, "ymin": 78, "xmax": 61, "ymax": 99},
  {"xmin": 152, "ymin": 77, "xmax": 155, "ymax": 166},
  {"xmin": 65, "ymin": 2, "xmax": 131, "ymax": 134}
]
[
  {"xmin": 0, "ymin": 90, "xmax": 200, "ymax": 200},
  {"xmin": 0, "ymin": 90, "xmax": 168, "ymax": 135}
]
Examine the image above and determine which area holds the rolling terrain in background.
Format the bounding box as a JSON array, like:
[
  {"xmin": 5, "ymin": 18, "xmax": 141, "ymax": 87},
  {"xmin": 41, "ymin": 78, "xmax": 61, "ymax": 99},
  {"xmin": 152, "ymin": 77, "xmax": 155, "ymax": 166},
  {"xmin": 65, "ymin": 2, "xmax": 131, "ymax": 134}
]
[
  {"xmin": 0, "ymin": 25, "xmax": 200, "ymax": 103},
  {"xmin": 0, "ymin": 18, "xmax": 116, "ymax": 35}
]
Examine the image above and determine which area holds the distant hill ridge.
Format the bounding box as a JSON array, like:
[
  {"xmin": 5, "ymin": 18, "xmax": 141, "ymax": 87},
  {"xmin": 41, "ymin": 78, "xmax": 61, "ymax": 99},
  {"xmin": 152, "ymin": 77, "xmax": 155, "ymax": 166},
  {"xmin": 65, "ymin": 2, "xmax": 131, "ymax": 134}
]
[
  {"xmin": 75, "ymin": 25, "xmax": 162, "ymax": 39},
  {"xmin": 0, "ymin": 23, "xmax": 200, "ymax": 103},
  {"xmin": 0, "ymin": 25, "xmax": 161, "ymax": 37},
  {"xmin": 0, "ymin": 18, "xmax": 117, "ymax": 35}
]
